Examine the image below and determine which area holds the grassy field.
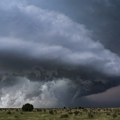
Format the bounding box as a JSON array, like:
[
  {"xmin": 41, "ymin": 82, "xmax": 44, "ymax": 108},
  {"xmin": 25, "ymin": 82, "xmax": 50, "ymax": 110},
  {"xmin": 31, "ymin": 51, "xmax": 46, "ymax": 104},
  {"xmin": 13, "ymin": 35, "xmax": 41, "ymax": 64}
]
[{"xmin": 0, "ymin": 108, "xmax": 120, "ymax": 120}]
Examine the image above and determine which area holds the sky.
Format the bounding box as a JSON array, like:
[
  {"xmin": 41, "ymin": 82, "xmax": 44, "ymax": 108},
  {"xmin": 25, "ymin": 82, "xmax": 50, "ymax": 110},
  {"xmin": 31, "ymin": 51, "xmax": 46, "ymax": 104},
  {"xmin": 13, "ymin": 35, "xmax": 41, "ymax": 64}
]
[{"xmin": 0, "ymin": 0, "xmax": 120, "ymax": 108}]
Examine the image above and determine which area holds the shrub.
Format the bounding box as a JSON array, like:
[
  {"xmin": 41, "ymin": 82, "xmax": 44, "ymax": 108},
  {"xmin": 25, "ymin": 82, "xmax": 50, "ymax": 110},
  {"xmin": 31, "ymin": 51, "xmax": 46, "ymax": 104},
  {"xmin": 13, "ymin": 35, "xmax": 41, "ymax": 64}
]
[
  {"xmin": 16, "ymin": 109, "xmax": 19, "ymax": 112},
  {"xmin": 112, "ymin": 113, "xmax": 117, "ymax": 118},
  {"xmin": 60, "ymin": 114, "xmax": 69, "ymax": 118},
  {"xmin": 44, "ymin": 109, "xmax": 47, "ymax": 112},
  {"xmin": 20, "ymin": 112, "xmax": 23, "ymax": 114},
  {"xmin": 14, "ymin": 115, "xmax": 18, "ymax": 118},
  {"xmin": 36, "ymin": 109, "xmax": 42, "ymax": 112},
  {"xmin": 74, "ymin": 111, "xmax": 79, "ymax": 115},
  {"xmin": 106, "ymin": 112, "xmax": 111, "ymax": 116},
  {"xmin": 118, "ymin": 112, "xmax": 120, "ymax": 115},
  {"xmin": 88, "ymin": 112, "xmax": 94, "ymax": 118},
  {"xmin": 54, "ymin": 110, "xmax": 57, "ymax": 114},
  {"xmin": 7, "ymin": 111, "xmax": 12, "ymax": 114},
  {"xmin": 68, "ymin": 112, "xmax": 73, "ymax": 114},
  {"xmin": 49, "ymin": 110, "xmax": 54, "ymax": 115},
  {"xmin": 22, "ymin": 103, "xmax": 34, "ymax": 112}
]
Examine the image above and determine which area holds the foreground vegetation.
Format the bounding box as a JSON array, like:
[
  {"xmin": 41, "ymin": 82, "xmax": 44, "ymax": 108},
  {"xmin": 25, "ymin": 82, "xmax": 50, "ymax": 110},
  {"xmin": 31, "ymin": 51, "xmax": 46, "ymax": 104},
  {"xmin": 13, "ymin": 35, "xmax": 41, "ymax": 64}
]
[{"xmin": 0, "ymin": 108, "xmax": 120, "ymax": 120}]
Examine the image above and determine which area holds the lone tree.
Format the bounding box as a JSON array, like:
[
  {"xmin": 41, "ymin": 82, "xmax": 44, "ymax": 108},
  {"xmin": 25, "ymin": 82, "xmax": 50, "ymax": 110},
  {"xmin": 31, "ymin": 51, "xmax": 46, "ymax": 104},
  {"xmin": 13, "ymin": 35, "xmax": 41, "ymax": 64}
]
[{"xmin": 22, "ymin": 103, "xmax": 34, "ymax": 112}]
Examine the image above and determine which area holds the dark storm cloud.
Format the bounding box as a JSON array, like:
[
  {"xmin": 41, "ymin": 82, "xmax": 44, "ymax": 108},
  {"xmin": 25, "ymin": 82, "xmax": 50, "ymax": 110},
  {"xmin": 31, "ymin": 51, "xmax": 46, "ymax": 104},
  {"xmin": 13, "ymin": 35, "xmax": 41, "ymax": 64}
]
[
  {"xmin": 0, "ymin": 0, "xmax": 120, "ymax": 107},
  {"xmin": 85, "ymin": 85, "xmax": 120, "ymax": 107},
  {"xmin": 66, "ymin": 0, "xmax": 120, "ymax": 55},
  {"xmin": 0, "ymin": 74, "xmax": 119, "ymax": 108},
  {"xmin": 30, "ymin": 0, "xmax": 120, "ymax": 55},
  {"xmin": 0, "ymin": 2, "xmax": 120, "ymax": 75}
]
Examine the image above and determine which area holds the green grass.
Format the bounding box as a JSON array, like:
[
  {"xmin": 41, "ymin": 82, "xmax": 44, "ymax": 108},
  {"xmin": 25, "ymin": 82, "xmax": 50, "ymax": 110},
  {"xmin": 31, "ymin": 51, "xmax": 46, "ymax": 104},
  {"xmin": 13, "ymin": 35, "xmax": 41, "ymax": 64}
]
[{"xmin": 0, "ymin": 108, "xmax": 120, "ymax": 120}]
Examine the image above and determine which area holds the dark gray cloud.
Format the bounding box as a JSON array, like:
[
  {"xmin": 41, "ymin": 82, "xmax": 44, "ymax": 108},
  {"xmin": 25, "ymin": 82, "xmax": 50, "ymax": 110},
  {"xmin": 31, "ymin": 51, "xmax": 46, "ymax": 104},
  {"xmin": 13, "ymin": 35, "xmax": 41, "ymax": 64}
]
[
  {"xmin": 0, "ymin": 0, "xmax": 120, "ymax": 107},
  {"xmin": 85, "ymin": 85, "xmax": 120, "ymax": 107},
  {"xmin": 29, "ymin": 0, "xmax": 120, "ymax": 55},
  {"xmin": 0, "ymin": 2, "xmax": 120, "ymax": 75}
]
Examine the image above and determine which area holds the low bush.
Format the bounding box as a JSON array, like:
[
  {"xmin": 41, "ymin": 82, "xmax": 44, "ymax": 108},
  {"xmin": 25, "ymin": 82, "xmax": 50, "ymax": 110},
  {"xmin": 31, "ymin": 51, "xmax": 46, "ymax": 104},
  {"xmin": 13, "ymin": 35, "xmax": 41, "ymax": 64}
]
[
  {"xmin": 112, "ymin": 113, "xmax": 117, "ymax": 118},
  {"xmin": 7, "ymin": 111, "xmax": 12, "ymax": 114},
  {"xmin": 74, "ymin": 111, "xmax": 79, "ymax": 115},
  {"xmin": 49, "ymin": 110, "xmax": 54, "ymax": 115},
  {"xmin": 60, "ymin": 114, "xmax": 69, "ymax": 118},
  {"xmin": 88, "ymin": 112, "xmax": 94, "ymax": 118},
  {"xmin": 14, "ymin": 115, "xmax": 18, "ymax": 118}
]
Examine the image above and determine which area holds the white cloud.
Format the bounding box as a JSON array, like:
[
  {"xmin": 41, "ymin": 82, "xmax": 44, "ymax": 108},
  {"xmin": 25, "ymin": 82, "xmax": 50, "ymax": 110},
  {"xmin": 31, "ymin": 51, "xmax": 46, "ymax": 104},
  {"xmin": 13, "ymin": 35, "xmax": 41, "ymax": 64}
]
[{"xmin": 0, "ymin": 77, "xmax": 74, "ymax": 108}]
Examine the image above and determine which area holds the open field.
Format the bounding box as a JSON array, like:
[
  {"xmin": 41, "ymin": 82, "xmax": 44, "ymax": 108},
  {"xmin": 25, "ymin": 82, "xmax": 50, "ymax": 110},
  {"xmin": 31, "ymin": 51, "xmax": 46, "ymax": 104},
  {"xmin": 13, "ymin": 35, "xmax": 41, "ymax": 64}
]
[{"xmin": 0, "ymin": 108, "xmax": 120, "ymax": 120}]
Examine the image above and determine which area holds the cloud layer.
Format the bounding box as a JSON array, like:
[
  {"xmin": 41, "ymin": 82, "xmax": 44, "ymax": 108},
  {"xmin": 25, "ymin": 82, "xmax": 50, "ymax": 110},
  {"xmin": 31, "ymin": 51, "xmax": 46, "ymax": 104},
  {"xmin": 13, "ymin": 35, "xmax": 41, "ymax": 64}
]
[
  {"xmin": 0, "ymin": 3, "xmax": 120, "ymax": 75},
  {"xmin": 0, "ymin": 0, "xmax": 120, "ymax": 107}
]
